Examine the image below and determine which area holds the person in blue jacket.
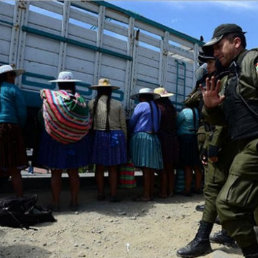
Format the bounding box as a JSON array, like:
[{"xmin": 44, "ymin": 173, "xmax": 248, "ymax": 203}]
[
  {"xmin": 129, "ymin": 88, "xmax": 163, "ymax": 201},
  {"xmin": 177, "ymin": 103, "xmax": 203, "ymax": 196},
  {"xmin": 0, "ymin": 64, "xmax": 27, "ymax": 197}
]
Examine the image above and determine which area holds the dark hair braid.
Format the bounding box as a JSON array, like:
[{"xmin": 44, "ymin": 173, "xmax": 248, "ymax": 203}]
[
  {"xmin": 106, "ymin": 94, "xmax": 111, "ymax": 131},
  {"xmin": 92, "ymin": 87, "xmax": 112, "ymax": 131},
  {"xmin": 147, "ymin": 100, "xmax": 156, "ymax": 132},
  {"xmin": 91, "ymin": 94, "xmax": 102, "ymax": 129},
  {"xmin": 163, "ymin": 98, "xmax": 176, "ymax": 120}
]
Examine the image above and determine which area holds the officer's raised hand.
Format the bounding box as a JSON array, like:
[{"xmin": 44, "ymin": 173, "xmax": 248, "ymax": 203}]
[{"xmin": 200, "ymin": 76, "xmax": 225, "ymax": 108}]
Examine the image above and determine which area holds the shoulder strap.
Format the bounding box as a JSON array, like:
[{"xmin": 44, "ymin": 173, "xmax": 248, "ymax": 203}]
[
  {"xmin": 191, "ymin": 108, "xmax": 198, "ymax": 132},
  {"xmin": 148, "ymin": 101, "xmax": 159, "ymax": 133},
  {"xmin": 233, "ymin": 49, "xmax": 258, "ymax": 119}
]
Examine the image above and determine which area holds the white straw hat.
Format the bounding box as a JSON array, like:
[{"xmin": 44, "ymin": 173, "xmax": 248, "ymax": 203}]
[
  {"xmin": 49, "ymin": 71, "xmax": 82, "ymax": 83},
  {"xmin": 130, "ymin": 87, "xmax": 160, "ymax": 100},
  {"xmin": 0, "ymin": 64, "xmax": 24, "ymax": 77},
  {"xmin": 90, "ymin": 78, "xmax": 120, "ymax": 90},
  {"xmin": 154, "ymin": 87, "xmax": 174, "ymax": 97}
]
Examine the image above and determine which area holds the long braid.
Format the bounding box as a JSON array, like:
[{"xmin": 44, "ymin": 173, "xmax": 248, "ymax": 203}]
[
  {"xmin": 147, "ymin": 100, "xmax": 155, "ymax": 133},
  {"xmin": 105, "ymin": 93, "xmax": 111, "ymax": 131},
  {"xmin": 163, "ymin": 98, "xmax": 176, "ymax": 120},
  {"xmin": 92, "ymin": 87, "xmax": 112, "ymax": 131},
  {"xmin": 92, "ymin": 93, "xmax": 101, "ymax": 130},
  {"xmin": 140, "ymin": 94, "xmax": 156, "ymax": 133}
]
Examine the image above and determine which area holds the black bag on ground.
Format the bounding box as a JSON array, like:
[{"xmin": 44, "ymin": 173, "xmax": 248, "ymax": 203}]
[{"xmin": 0, "ymin": 194, "xmax": 56, "ymax": 229}]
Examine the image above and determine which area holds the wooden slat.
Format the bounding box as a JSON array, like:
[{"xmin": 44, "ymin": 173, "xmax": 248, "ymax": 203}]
[
  {"xmin": 104, "ymin": 19, "xmax": 128, "ymax": 37},
  {"xmin": 102, "ymin": 34, "xmax": 127, "ymax": 53},
  {"xmin": 138, "ymin": 46, "xmax": 160, "ymax": 60},
  {"xmin": 69, "ymin": 7, "xmax": 98, "ymax": 27},
  {"xmin": 0, "ymin": 2, "xmax": 14, "ymax": 18},
  {"xmin": 30, "ymin": 1, "xmax": 63, "ymax": 15},
  {"xmin": 135, "ymin": 20, "xmax": 164, "ymax": 37},
  {"xmin": 99, "ymin": 64, "xmax": 126, "ymax": 81},
  {"xmin": 105, "ymin": 8, "xmax": 129, "ymax": 24},
  {"xmin": 66, "ymin": 45, "xmax": 96, "ymax": 62},
  {"xmin": 169, "ymin": 34, "xmax": 195, "ymax": 49},
  {"xmin": 25, "ymin": 35, "xmax": 60, "ymax": 54},
  {"xmin": 71, "ymin": 1, "xmax": 99, "ymax": 15},
  {"xmin": 23, "ymin": 60, "xmax": 58, "ymax": 77},
  {"xmin": 167, "ymin": 57, "xmax": 193, "ymax": 71},
  {"xmin": 68, "ymin": 23, "xmax": 97, "ymax": 46},
  {"xmin": 0, "ymin": 54, "xmax": 9, "ymax": 64},
  {"xmin": 0, "ymin": 39, "xmax": 11, "ymax": 56},
  {"xmin": 24, "ymin": 46, "xmax": 59, "ymax": 66},
  {"xmin": 136, "ymin": 57, "xmax": 159, "ymax": 69},
  {"xmin": 138, "ymin": 32, "xmax": 161, "ymax": 48},
  {"xmin": 28, "ymin": 12, "xmax": 62, "ymax": 34},
  {"xmin": 101, "ymin": 55, "xmax": 127, "ymax": 70},
  {"xmin": 137, "ymin": 63, "xmax": 159, "ymax": 78},
  {"xmin": 168, "ymin": 44, "xmax": 194, "ymax": 61},
  {"xmin": 65, "ymin": 56, "xmax": 95, "ymax": 75},
  {"xmin": 1, "ymin": 26, "xmax": 12, "ymax": 43}
]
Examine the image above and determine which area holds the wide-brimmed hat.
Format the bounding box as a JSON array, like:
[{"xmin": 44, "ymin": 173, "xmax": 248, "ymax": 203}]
[
  {"xmin": 49, "ymin": 71, "xmax": 82, "ymax": 83},
  {"xmin": 154, "ymin": 87, "xmax": 174, "ymax": 97},
  {"xmin": 130, "ymin": 88, "xmax": 160, "ymax": 100},
  {"xmin": 204, "ymin": 23, "xmax": 245, "ymax": 47},
  {"xmin": 90, "ymin": 78, "xmax": 120, "ymax": 90},
  {"xmin": 0, "ymin": 64, "xmax": 24, "ymax": 77}
]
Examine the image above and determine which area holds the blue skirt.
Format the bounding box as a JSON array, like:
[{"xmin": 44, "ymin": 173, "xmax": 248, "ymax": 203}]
[
  {"xmin": 130, "ymin": 132, "xmax": 163, "ymax": 170},
  {"xmin": 92, "ymin": 130, "xmax": 127, "ymax": 166},
  {"xmin": 38, "ymin": 130, "xmax": 92, "ymax": 169}
]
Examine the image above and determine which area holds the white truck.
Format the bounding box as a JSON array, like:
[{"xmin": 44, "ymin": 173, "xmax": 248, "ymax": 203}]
[
  {"xmin": 0, "ymin": 0, "xmax": 203, "ymax": 111},
  {"xmin": 1, "ymin": 0, "xmax": 203, "ymax": 152}
]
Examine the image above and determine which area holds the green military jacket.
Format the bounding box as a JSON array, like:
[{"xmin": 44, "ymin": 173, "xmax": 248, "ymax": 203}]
[{"xmin": 203, "ymin": 49, "xmax": 258, "ymax": 126}]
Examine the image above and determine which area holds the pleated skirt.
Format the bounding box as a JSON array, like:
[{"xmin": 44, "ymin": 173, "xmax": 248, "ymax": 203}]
[
  {"xmin": 130, "ymin": 132, "xmax": 163, "ymax": 170},
  {"xmin": 38, "ymin": 130, "xmax": 92, "ymax": 169},
  {"xmin": 91, "ymin": 130, "xmax": 127, "ymax": 166}
]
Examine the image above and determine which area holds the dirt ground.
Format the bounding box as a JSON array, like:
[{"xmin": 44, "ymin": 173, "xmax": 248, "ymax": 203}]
[{"xmin": 0, "ymin": 186, "xmax": 243, "ymax": 258}]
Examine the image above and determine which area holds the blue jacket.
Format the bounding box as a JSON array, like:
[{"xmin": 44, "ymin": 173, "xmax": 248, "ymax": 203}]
[
  {"xmin": 177, "ymin": 107, "xmax": 199, "ymax": 135},
  {"xmin": 0, "ymin": 82, "xmax": 27, "ymax": 127},
  {"xmin": 129, "ymin": 101, "xmax": 160, "ymax": 133}
]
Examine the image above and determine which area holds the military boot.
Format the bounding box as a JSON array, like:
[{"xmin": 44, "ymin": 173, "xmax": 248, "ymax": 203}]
[
  {"xmin": 242, "ymin": 243, "xmax": 258, "ymax": 258},
  {"xmin": 210, "ymin": 229, "xmax": 238, "ymax": 247},
  {"xmin": 177, "ymin": 220, "xmax": 213, "ymax": 257}
]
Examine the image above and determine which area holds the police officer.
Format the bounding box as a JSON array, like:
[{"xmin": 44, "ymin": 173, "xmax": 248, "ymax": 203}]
[
  {"xmin": 177, "ymin": 49, "xmax": 236, "ymax": 257},
  {"xmin": 201, "ymin": 24, "xmax": 258, "ymax": 258}
]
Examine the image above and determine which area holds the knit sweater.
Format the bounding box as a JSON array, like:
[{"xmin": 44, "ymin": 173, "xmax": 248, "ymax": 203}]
[{"xmin": 89, "ymin": 95, "xmax": 127, "ymax": 138}]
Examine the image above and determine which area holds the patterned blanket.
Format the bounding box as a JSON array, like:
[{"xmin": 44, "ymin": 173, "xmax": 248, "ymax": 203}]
[{"xmin": 41, "ymin": 89, "xmax": 91, "ymax": 144}]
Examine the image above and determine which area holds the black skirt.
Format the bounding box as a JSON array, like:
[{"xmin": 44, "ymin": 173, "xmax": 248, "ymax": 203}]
[
  {"xmin": 178, "ymin": 134, "xmax": 201, "ymax": 167},
  {"xmin": 158, "ymin": 130, "xmax": 179, "ymax": 165},
  {"xmin": 0, "ymin": 123, "xmax": 27, "ymax": 169}
]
